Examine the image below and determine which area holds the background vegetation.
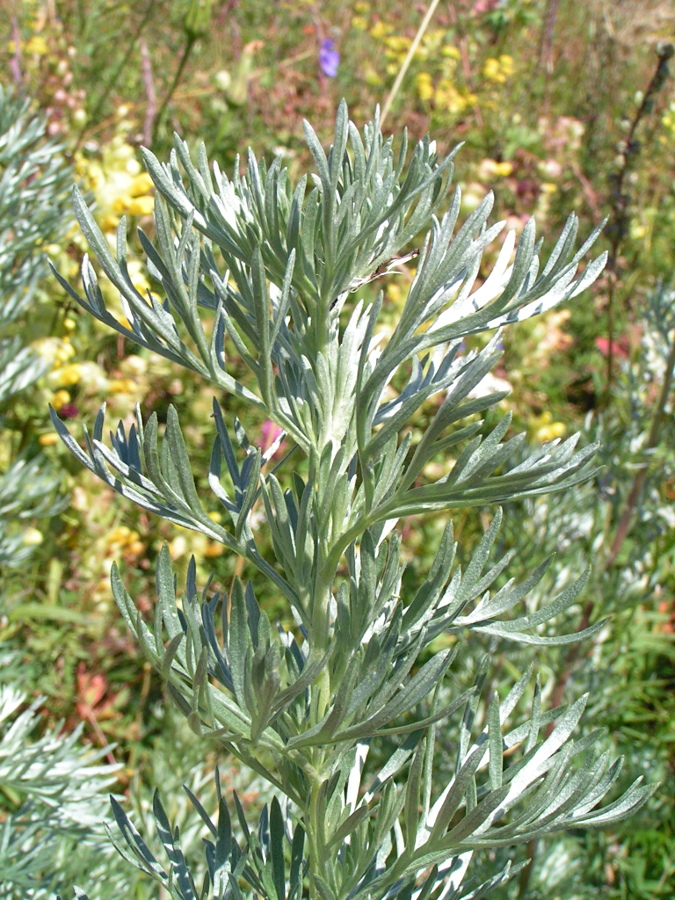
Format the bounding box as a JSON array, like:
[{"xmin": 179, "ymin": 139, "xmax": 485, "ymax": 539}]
[{"xmin": 0, "ymin": 0, "xmax": 674, "ymax": 896}]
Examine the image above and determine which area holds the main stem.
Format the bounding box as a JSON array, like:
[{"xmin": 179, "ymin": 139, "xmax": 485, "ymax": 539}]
[{"xmin": 307, "ymin": 582, "xmax": 332, "ymax": 900}]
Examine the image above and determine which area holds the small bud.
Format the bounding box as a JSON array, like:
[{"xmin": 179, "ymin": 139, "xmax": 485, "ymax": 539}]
[
  {"xmin": 184, "ymin": 0, "xmax": 213, "ymax": 40},
  {"xmin": 213, "ymin": 70, "xmax": 232, "ymax": 92},
  {"xmin": 22, "ymin": 528, "xmax": 44, "ymax": 547}
]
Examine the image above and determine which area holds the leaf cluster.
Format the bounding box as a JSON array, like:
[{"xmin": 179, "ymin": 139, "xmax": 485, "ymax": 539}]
[{"xmin": 50, "ymin": 103, "xmax": 655, "ymax": 899}]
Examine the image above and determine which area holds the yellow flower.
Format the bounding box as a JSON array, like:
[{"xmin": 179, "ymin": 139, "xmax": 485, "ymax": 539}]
[
  {"xmin": 499, "ymin": 54, "xmax": 514, "ymax": 76},
  {"xmin": 435, "ymin": 81, "xmax": 475, "ymax": 114},
  {"xmin": 419, "ymin": 28, "xmax": 446, "ymax": 59},
  {"xmin": 479, "ymin": 159, "xmax": 513, "ymax": 179},
  {"xmin": 39, "ymin": 433, "xmax": 59, "ymax": 447},
  {"xmin": 105, "ymin": 525, "xmax": 145, "ymax": 559},
  {"xmin": 532, "ymin": 411, "xmax": 566, "ymax": 442},
  {"xmin": 101, "ymin": 214, "xmax": 120, "ymax": 233},
  {"xmin": 386, "ymin": 282, "xmax": 404, "ymax": 307},
  {"xmin": 130, "ymin": 173, "xmax": 154, "ymax": 196},
  {"xmin": 108, "ymin": 378, "xmax": 138, "ymax": 395},
  {"xmin": 483, "ymin": 55, "xmax": 513, "ymax": 84},
  {"xmin": 51, "ymin": 390, "xmax": 71, "ymax": 411},
  {"xmin": 370, "ymin": 21, "xmax": 393, "ymax": 40},
  {"xmin": 661, "ymin": 104, "xmax": 675, "ymax": 138},
  {"xmin": 538, "ymin": 421, "xmax": 566, "ymax": 441},
  {"xmin": 483, "ymin": 58, "xmax": 502, "ymax": 82},
  {"xmin": 351, "ymin": 15, "xmax": 368, "ymax": 30},
  {"xmin": 77, "ymin": 136, "xmax": 155, "ymax": 233},
  {"xmin": 494, "ymin": 161, "xmax": 513, "ymax": 177},
  {"xmin": 125, "ymin": 196, "xmax": 154, "ymax": 216},
  {"xmin": 203, "ymin": 541, "xmax": 224, "ymax": 558},
  {"xmin": 416, "ymin": 72, "xmax": 435, "ymax": 102},
  {"xmin": 25, "ymin": 35, "xmax": 48, "ymax": 55},
  {"xmin": 384, "ymin": 35, "xmax": 411, "ymax": 54},
  {"xmin": 48, "ymin": 363, "xmax": 82, "ymax": 387},
  {"xmin": 109, "ymin": 526, "xmax": 133, "ymax": 543}
]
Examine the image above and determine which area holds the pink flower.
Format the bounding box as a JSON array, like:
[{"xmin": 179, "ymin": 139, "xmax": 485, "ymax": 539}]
[{"xmin": 259, "ymin": 420, "xmax": 286, "ymax": 460}]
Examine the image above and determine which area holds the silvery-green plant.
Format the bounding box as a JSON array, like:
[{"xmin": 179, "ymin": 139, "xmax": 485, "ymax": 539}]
[
  {"xmin": 483, "ymin": 281, "xmax": 675, "ymax": 896},
  {"xmin": 0, "ymin": 85, "xmax": 72, "ymax": 401},
  {"xmin": 52, "ymin": 102, "xmax": 654, "ymax": 899},
  {"xmin": 0, "ymin": 647, "xmax": 123, "ymax": 898},
  {"xmin": 0, "ymin": 86, "xmax": 72, "ymax": 571},
  {"xmin": 0, "ymin": 87, "xmax": 136, "ymax": 900}
]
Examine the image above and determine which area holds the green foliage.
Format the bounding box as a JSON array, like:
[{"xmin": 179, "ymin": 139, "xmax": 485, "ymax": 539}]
[{"xmin": 53, "ymin": 103, "xmax": 655, "ymax": 900}]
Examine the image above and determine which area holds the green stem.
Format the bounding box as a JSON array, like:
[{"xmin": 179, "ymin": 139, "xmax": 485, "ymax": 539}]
[
  {"xmin": 517, "ymin": 837, "xmax": 539, "ymax": 898},
  {"xmin": 307, "ymin": 770, "xmax": 327, "ymax": 900},
  {"xmin": 604, "ymin": 328, "xmax": 675, "ymax": 568},
  {"xmin": 74, "ymin": 0, "xmax": 157, "ymax": 149},
  {"xmin": 152, "ymin": 35, "xmax": 197, "ymax": 145}
]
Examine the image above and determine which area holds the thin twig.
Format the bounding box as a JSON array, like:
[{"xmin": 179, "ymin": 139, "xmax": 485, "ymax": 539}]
[
  {"xmin": 447, "ymin": 4, "xmax": 485, "ymax": 131},
  {"xmin": 9, "ymin": 16, "xmax": 23, "ymax": 85},
  {"xmin": 605, "ymin": 331, "xmax": 675, "ymax": 568},
  {"xmin": 603, "ymin": 44, "xmax": 674, "ymax": 402},
  {"xmin": 570, "ymin": 161, "xmax": 602, "ymax": 224},
  {"xmin": 381, "ymin": 0, "xmax": 442, "ymax": 128},
  {"xmin": 71, "ymin": 48, "xmax": 318, "ymax": 145},
  {"xmin": 152, "ymin": 35, "xmax": 197, "ymax": 145},
  {"xmin": 73, "ymin": 0, "xmax": 157, "ymax": 150},
  {"xmin": 79, "ymin": 701, "xmax": 118, "ymax": 769},
  {"xmin": 140, "ymin": 37, "xmax": 156, "ymax": 147},
  {"xmin": 537, "ymin": 0, "xmax": 560, "ymax": 75}
]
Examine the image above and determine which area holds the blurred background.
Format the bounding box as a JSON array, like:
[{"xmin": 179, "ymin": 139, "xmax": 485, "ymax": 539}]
[{"xmin": 0, "ymin": 1, "xmax": 674, "ymax": 897}]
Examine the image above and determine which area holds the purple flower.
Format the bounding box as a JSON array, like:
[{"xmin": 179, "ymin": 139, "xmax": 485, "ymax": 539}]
[{"xmin": 319, "ymin": 39, "xmax": 339, "ymax": 78}]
